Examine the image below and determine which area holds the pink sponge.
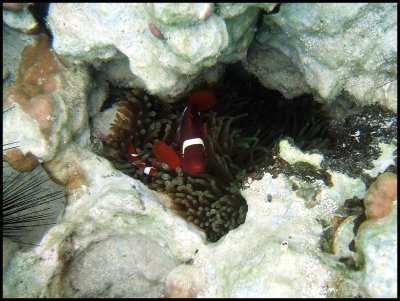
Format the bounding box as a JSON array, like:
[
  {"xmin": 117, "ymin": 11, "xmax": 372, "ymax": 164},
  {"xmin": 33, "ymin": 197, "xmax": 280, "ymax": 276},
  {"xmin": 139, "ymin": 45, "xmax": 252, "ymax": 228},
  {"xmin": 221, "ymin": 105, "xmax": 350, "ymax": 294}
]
[{"xmin": 364, "ymin": 172, "xmax": 397, "ymax": 220}]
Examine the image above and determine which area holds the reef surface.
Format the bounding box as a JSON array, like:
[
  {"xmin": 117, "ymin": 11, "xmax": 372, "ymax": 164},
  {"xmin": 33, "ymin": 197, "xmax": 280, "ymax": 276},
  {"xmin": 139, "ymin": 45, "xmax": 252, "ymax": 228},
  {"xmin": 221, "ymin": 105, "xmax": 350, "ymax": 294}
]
[{"xmin": 2, "ymin": 3, "xmax": 397, "ymax": 298}]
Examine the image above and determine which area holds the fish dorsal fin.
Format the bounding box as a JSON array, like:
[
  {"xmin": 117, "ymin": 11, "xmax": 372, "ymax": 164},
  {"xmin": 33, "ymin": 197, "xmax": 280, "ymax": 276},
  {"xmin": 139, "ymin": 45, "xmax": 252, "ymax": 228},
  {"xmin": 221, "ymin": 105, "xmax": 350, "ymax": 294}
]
[{"xmin": 189, "ymin": 90, "xmax": 217, "ymax": 112}]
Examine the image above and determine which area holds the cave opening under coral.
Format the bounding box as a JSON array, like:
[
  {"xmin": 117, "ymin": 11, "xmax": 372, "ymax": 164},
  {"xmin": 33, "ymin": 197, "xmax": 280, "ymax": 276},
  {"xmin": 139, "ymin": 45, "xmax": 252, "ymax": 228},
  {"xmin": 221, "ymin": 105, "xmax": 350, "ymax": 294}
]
[{"xmin": 95, "ymin": 62, "xmax": 333, "ymax": 242}]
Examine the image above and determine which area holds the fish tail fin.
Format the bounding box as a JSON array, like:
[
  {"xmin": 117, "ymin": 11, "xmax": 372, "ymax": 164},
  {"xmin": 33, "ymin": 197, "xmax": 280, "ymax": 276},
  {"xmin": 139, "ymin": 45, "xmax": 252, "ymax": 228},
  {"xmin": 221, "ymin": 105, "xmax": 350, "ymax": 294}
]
[{"xmin": 189, "ymin": 90, "xmax": 217, "ymax": 112}]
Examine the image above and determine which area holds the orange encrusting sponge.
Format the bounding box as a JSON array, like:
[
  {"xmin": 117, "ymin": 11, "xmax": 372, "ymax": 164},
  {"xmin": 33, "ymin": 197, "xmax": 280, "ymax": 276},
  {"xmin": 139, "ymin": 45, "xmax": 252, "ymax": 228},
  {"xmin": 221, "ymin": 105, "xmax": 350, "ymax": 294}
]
[{"xmin": 153, "ymin": 141, "xmax": 182, "ymax": 170}]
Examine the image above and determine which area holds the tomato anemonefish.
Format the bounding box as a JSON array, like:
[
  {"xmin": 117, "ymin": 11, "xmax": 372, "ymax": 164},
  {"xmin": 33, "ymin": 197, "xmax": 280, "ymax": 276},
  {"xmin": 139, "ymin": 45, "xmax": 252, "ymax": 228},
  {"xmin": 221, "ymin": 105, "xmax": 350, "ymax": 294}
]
[
  {"xmin": 153, "ymin": 141, "xmax": 181, "ymax": 170},
  {"xmin": 179, "ymin": 90, "xmax": 217, "ymax": 176},
  {"xmin": 126, "ymin": 141, "xmax": 158, "ymax": 176},
  {"xmin": 137, "ymin": 163, "xmax": 158, "ymax": 176}
]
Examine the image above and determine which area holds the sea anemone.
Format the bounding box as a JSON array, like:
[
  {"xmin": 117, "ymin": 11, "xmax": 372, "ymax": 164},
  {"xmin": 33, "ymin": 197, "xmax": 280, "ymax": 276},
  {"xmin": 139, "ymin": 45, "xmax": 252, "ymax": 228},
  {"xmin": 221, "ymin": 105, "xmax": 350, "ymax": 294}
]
[
  {"xmin": 101, "ymin": 89, "xmax": 248, "ymax": 241},
  {"xmin": 98, "ymin": 64, "xmax": 331, "ymax": 242}
]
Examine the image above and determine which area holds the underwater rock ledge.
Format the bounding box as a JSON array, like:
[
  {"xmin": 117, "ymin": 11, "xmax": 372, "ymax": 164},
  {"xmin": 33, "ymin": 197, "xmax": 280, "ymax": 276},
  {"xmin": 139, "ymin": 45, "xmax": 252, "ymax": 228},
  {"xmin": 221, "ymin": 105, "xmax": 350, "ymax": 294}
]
[{"xmin": 3, "ymin": 135, "xmax": 397, "ymax": 297}]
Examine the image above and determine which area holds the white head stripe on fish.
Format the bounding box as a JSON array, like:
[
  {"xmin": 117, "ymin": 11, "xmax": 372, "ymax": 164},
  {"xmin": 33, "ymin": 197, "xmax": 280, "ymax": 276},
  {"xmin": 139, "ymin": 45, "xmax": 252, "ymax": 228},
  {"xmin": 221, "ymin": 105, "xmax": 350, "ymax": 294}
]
[
  {"xmin": 144, "ymin": 166, "xmax": 156, "ymax": 175},
  {"xmin": 182, "ymin": 138, "xmax": 205, "ymax": 155}
]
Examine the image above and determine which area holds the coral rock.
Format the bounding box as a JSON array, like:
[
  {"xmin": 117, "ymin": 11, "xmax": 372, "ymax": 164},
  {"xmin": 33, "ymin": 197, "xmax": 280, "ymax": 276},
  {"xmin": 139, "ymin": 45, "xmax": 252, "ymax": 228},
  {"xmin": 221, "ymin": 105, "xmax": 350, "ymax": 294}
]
[
  {"xmin": 46, "ymin": 3, "xmax": 262, "ymax": 100},
  {"xmin": 356, "ymin": 206, "xmax": 397, "ymax": 297},
  {"xmin": 163, "ymin": 265, "xmax": 208, "ymax": 298},
  {"xmin": 244, "ymin": 3, "xmax": 397, "ymax": 112},
  {"xmin": 3, "ymin": 3, "xmax": 24, "ymax": 12},
  {"xmin": 61, "ymin": 234, "xmax": 178, "ymax": 298},
  {"xmin": 3, "ymin": 34, "xmax": 91, "ymax": 170},
  {"xmin": 43, "ymin": 143, "xmax": 88, "ymax": 191},
  {"xmin": 2, "ymin": 3, "xmax": 38, "ymax": 33},
  {"xmin": 3, "ymin": 24, "xmax": 36, "ymax": 92},
  {"xmin": 3, "ymin": 136, "xmax": 397, "ymax": 297}
]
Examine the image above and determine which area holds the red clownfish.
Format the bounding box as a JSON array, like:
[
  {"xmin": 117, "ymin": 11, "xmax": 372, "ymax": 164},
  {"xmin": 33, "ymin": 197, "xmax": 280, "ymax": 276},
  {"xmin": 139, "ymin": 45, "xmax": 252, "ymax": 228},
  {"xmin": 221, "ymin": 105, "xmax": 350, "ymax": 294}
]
[
  {"xmin": 136, "ymin": 163, "xmax": 158, "ymax": 176},
  {"xmin": 126, "ymin": 141, "xmax": 158, "ymax": 176},
  {"xmin": 153, "ymin": 141, "xmax": 181, "ymax": 170},
  {"xmin": 179, "ymin": 90, "xmax": 217, "ymax": 176}
]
